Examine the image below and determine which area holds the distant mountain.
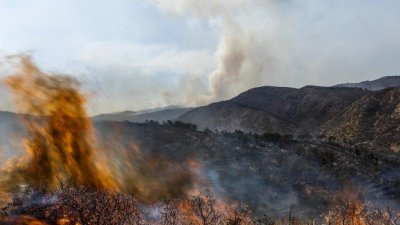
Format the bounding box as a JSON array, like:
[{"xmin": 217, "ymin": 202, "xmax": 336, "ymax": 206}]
[
  {"xmin": 92, "ymin": 106, "xmax": 191, "ymax": 123},
  {"xmin": 134, "ymin": 105, "xmax": 183, "ymax": 115},
  {"xmin": 322, "ymin": 87, "xmax": 400, "ymax": 151},
  {"xmin": 334, "ymin": 76, "xmax": 400, "ymax": 90},
  {"xmin": 93, "ymin": 110, "xmax": 137, "ymax": 121},
  {"xmin": 178, "ymin": 86, "xmax": 370, "ymax": 135}
]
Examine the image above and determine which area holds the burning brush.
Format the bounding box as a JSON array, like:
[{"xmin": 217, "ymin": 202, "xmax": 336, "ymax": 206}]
[{"xmin": 0, "ymin": 55, "xmax": 200, "ymax": 204}]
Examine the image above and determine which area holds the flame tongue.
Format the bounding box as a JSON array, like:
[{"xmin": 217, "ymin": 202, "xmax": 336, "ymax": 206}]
[
  {"xmin": 4, "ymin": 55, "xmax": 115, "ymax": 190},
  {"xmin": 1, "ymin": 55, "xmax": 198, "ymax": 204}
]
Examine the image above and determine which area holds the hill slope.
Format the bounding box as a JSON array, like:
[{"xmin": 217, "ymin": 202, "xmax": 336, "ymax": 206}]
[
  {"xmin": 322, "ymin": 87, "xmax": 400, "ymax": 151},
  {"xmin": 178, "ymin": 86, "xmax": 370, "ymax": 135},
  {"xmin": 94, "ymin": 121, "xmax": 400, "ymax": 217}
]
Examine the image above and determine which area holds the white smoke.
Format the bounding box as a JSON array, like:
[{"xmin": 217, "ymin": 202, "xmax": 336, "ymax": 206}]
[
  {"xmin": 151, "ymin": 0, "xmax": 279, "ymax": 101},
  {"xmin": 151, "ymin": 0, "xmax": 246, "ymax": 17}
]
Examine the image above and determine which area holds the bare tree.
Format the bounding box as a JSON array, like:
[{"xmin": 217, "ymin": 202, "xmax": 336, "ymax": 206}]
[
  {"xmin": 160, "ymin": 200, "xmax": 180, "ymax": 225},
  {"xmin": 323, "ymin": 201, "xmax": 400, "ymax": 225},
  {"xmin": 186, "ymin": 190, "xmax": 221, "ymax": 225}
]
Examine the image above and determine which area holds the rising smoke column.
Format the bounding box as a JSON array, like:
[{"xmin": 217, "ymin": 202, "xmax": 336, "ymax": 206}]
[
  {"xmin": 152, "ymin": 0, "xmax": 274, "ymax": 102},
  {"xmin": 3, "ymin": 55, "xmax": 116, "ymax": 190},
  {"xmin": 209, "ymin": 18, "xmax": 248, "ymax": 100}
]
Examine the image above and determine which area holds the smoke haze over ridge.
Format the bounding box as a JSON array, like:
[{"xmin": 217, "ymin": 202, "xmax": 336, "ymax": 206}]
[{"xmin": 0, "ymin": 0, "xmax": 399, "ymax": 113}]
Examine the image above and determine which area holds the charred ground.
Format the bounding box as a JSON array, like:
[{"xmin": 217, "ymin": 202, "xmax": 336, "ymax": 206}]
[{"xmin": 94, "ymin": 120, "xmax": 400, "ymax": 218}]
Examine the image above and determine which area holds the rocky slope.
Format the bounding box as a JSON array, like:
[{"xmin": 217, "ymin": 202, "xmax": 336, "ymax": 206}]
[
  {"xmin": 178, "ymin": 86, "xmax": 370, "ymax": 135},
  {"xmin": 322, "ymin": 87, "xmax": 400, "ymax": 151}
]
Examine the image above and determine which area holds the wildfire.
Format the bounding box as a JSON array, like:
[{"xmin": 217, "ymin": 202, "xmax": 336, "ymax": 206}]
[
  {"xmin": 110, "ymin": 143, "xmax": 199, "ymax": 203},
  {"xmin": 0, "ymin": 55, "xmax": 199, "ymax": 203},
  {"xmin": 0, "ymin": 216, "xmax": 49, "ymax": 225},
  {"xmin": 174, "ymin": 189, "xmax": 253, "ymax": 225},
  {"xmin": 3, "ymin": 55, "xmax": 116, "ymax": 190}
]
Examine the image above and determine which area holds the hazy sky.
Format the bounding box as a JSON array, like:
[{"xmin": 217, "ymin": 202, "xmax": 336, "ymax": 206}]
[{"xmin": 0, "ymin": 0, "xmax": 400, "ymax": 114}]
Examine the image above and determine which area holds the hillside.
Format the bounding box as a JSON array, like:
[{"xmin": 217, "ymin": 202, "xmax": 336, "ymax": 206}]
[
  {"xmin": 2, "ymin": 117, "xmax": 400, "ymax": 218},
  {"xmin": 334, "ymin": 75, "xmax": 400, "ymax": 90},
  {"xmin": 322, "ymin": 87, "xmax": 400, "ymax": 151},
  {"xmin": 94, "ymin": 121, "xmax": 400, "ymax": 217},
  {"xmin": 178, "ymin": 86, "xmax": 370, "ymax": 135}
]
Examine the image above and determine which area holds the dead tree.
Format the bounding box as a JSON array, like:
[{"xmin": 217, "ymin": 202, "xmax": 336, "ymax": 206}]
[
  {"xmin": 187, "ymin": 190, "xmax": 221, "ymax": 225},
  {"xmin": 160, "ymin": 200, "xmax": 180, "ymax": 225}
]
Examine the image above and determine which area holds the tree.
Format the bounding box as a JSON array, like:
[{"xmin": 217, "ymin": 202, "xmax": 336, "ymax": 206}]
[
  {"xmin": 185, "ymin": 190, "xmax": 221, "ymax": 225},
  {"xmin": 160, "ymin": 200, "xmax": 180, "ymax": 225}
]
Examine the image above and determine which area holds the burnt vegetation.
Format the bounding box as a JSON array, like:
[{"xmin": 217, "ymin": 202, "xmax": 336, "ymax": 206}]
[
  {"xmin": 1, "ymin": 120, "xmax": 400, "ymax": 224},
  {"xmin": 1, "ymin": 184, "xmax": 400, "ymax": 225},
  {"xmin": 93, "ymin": 120, "xmax": 400, "ymax": 216}
]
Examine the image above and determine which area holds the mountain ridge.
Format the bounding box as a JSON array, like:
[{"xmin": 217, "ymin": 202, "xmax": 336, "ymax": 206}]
[
  {"xmin": 178, "ymin": 85, "xmax": 370, "ymax": 136},
  {"xmin": 92, "ymin": 106, "xmax": 191, "ymax": 123},
  {"xmin": 334, "ymin": 75, "xmax": 400, "ymax": 90}
]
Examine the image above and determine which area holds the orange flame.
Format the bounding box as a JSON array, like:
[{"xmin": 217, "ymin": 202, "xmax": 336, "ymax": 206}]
[
  {"xmin": 3, "ymin": 55, "xmax": 115, "ymax": 190},
  {"xmin": 174, "ymin": 189, "xmax": 253, "ymax": 225},
  {"xmin": 0, "ymin": 216, "xmax": 49, "ymax": 225},
  {"xmin": 1, "ymin": 55, "xmax": 199, "ymax": 205}
]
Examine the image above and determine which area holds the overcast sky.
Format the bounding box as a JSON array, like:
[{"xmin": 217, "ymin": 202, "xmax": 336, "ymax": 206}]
[{"xmin": 0, "ymin": 0, "xmax": 400, "ymax": 114}]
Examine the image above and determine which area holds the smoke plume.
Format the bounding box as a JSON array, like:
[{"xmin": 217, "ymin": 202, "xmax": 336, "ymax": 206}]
[{"xmin": 152, "ymin": 0, "xmax": 274, "ymax": 101}]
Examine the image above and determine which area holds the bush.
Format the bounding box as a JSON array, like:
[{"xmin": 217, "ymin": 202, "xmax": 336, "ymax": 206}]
[
  {"xmin": 5, "ymin": 184, "xmax": 143, "ymax": 225},
  {"xmin": 2, "ymin": 185, "xmax": 400, "ymax": 225}
]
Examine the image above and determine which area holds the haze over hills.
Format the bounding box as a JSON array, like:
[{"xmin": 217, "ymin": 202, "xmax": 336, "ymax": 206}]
[
  {"xmin": 92, "ymin": 105, "xmax": 191, "ymax": 123},
  {"xmin": 175, "ymin": 76, "xmax": 400, "ymax": 151},
  {"xmin": 92, "ymin": 76, "xmax": 400, "ymax": 139},
  {"xmin": 334, "ymin": 75, "xmax": 400, "ymax": 90}
]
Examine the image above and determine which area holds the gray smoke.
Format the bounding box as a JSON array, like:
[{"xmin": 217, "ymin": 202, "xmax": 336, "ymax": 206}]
[{"xmin": 152, "ymin": 0, "xmax": 274, "ymax": 102}]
